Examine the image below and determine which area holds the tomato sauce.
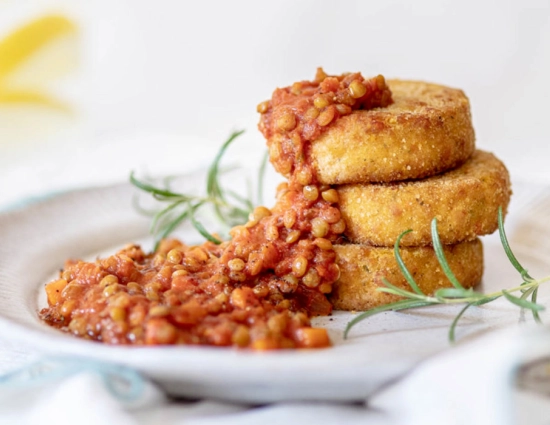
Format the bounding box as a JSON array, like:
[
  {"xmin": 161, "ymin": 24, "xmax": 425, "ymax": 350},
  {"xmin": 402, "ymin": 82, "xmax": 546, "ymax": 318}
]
[{"xmin": 40, "ymin": 68, "xmax": 392, "ymax": 349}]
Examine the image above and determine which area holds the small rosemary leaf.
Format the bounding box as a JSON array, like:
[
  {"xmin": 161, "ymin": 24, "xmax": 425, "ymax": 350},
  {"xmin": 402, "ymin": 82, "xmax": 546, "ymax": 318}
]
[
  {"xmin": 471, "ymin": 295, "xmax": 501, "ymax": 306},
  {"xmin": 207, "ymin": 130, "xmax": 245, "ymax": 198},
  {"xmin": 189, "ymin": 204, "xmax": 222, "ymax": 245},
  {"xmin": 520, "ymin": 286, "xmax": 536, "ymax": 300},
  {"xmin": 344, "ymin": 299, "xmax": 436, "ymax": 338},
  {"xmin": 130, "ymin": 172, "xmax": 191, "ymax": 199},
  {"xmin": 155, "ymin": 210, "xmax": 188, "ymax": 238},
  {"xmin": 449, "ymin": 303, "xmax": 474, "ymax": 343},
  {"xmin": 191, "ymin": 217, "xmax": 222, "ymax": 244},
  {"xmin": 379, "ymin": 278, "xmax": 425, "ymax": 299},
  {"xmin": 162, "ymin": 174, "xmax": 177, "ymax": 188},
  {"xmin": 434, "ymin": 287, "xmax": 481, "ymax": 300},
  {"xmin": 376, "ymin": 287, "xmax": 405, "ymax": 295},
  {"xmin": 157, "ymin": 208, "xmax": 192, "ymax": 243},
  {"xmin": 226, "ymin": 189, "xmax": 251, "ymax": 206},
  {"xmin": 206, "ymin": 132, "xmax": 245, "ymax": 224},
  {"xmin": 226, "ymin": 205, "xmax": 250, "ymax": 217},
  {"xmin": 225, "ymin": 189, "xmax": 254, "ymax": 211},
  {"xmin": 393, "ymin": 230, "xmax": 424, "ymax": 295},
  {"xmin": 131, "ymin": 194, "xmax": 158, "ymax": 217},
  {"xmin": 532, "ymin": 287, "xmax": 543, "ymax": 324},
  {"xmin": 498, "ymin": 206, "xmax": 534, "ymax": 281},
  {"xmin": 431, "ymin": 218, "xmax": 465, "ymax": 290},
  {"xmin": 150, "ymin": 200, "xmax": 186, "ymax": 234},
  {"xmin": 520, "ymin": 285, "xmax": 543, "ymax": 323},
  {"xmin": 377, "ymin": 288, "xmax": 418, "ymax": 298},
  {"xmin": 212, "ymin": 202, "xmax": 225, "ymax": 224},
  {"xmin": 152, "ymin": 193, "xmax": 193, "ymax": 202},
  {"xmin": 225, "ymin": 211, "xmax": 250, "ymax": 225},
  {"xmin": 502, "ymin": 290, "xmax": 545, "ymax": 311}
]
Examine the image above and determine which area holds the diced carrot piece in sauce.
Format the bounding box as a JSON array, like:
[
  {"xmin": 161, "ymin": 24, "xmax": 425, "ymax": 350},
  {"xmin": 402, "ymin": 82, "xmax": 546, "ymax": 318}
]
[
  {"xmin": 295, "ymin": 328, "xmax": 331, "ymax": 349},
  {"xmin": 44, "ymin": 279, "xmax": 68, "ymax": 305}
]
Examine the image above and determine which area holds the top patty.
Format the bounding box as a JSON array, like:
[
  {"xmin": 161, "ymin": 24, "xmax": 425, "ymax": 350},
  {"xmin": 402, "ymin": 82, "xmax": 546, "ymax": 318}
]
[{"xmin": 309, "ymin": 80, "xmax": 476, "ymax": 184}]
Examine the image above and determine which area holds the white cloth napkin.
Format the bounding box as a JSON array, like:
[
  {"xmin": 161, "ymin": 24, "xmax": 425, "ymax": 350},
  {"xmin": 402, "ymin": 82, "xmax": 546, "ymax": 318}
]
[
  {"xmin": 373, "ymin": 329, "xmax": 520, "ymax": 425},
  {"xmin": 1, "ymin": 327, "xmax": 549, "ymax": 425},
  {"xmin": 0, "ymin": 356, "xmax": 387, "ymax": 425}
]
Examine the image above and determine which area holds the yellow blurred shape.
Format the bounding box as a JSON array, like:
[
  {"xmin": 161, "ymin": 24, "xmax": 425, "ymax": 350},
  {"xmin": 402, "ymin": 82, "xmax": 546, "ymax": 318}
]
[
  {"xmin": 0, "ymin": 14, "xmax": 77, "ymax": 109},
  {"xmin": 0, "ymin": 15, "xmax": 76, "ymax": 81},
  {"xmin": 0, "ymin": 89, "xmax": 69, "ymax": 111}
]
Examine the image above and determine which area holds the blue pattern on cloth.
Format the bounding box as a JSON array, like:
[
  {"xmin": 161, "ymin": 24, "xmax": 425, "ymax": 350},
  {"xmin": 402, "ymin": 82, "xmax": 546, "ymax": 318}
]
[{"xmin": 0, "ymin": 357, "xmax": 145, "ymax": 402}]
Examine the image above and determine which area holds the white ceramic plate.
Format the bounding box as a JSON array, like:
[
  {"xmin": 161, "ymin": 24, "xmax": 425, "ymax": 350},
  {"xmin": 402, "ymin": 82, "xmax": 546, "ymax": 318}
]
[{"xmin": 0, "ymin": 175, "xmax": 549, "ymax": 403}]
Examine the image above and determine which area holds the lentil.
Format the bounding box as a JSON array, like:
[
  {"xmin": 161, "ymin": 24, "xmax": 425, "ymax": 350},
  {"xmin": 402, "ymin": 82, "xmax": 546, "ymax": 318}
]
[
  {"xmin": 311, "ymin": 217, "xmax": 329, "ymax": 238},
  {"xmin": 321, "ymin": 189, "xmax": 339, "ymax": 204},
  {"xmin": 227, "ymin": 258, "xmax": 246, "ymax": 272},
  {"xmin": 303, "ymin": 185, "xmax": 319, "ymax": 201},
  {"xmin": 317, "ymin": 106, "xmax": 336, "ymax": 127},
  {"xmin": 331, "ymin": 219, "xmax": 347, "ymax": 234},
  {"xmin": 283, "ymin": 210, "xmax": 297, "ymax": 228},
  {"xmin": 285, "ymin": 230, "xmax": 301, "ymax": 244},
  {"xmin": 292, "ymin": 256, "xmax": 308, "ymax": 277},
  {"xmin": 167, "ymin": 249, "xmax": 183, "ymax": 264}
]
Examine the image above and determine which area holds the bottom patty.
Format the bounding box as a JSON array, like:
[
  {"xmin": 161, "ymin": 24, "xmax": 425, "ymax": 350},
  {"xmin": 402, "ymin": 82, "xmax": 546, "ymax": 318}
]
[{"xmin": 330, "ymin": 238, "xmax": 483, "ymax": 311}]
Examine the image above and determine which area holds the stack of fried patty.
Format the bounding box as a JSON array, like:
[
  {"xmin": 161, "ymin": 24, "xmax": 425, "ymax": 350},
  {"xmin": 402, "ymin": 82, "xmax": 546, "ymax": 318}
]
[{"xmin": 312, "ymin": 80, "xmax": 512, "ymax": 310}]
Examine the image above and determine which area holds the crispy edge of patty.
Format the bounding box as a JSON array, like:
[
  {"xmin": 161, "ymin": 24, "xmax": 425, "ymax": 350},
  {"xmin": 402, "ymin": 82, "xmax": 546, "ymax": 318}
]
[
  {"xmin": 338, "ymin": 150, "xmax": 512, "ymax": 246},
  {"xmin": 309, "ymin": 79, "xmax": 476, "ymax": 184},
  {"xmin": 330, "ymin": 238, "xmax": 483, "ymax": 311}
]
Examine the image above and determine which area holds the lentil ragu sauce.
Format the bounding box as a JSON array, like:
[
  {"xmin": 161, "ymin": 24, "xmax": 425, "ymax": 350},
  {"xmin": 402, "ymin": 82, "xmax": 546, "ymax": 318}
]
[
  {"xmin": 258, "ymin": 67, "xmax": 392, "ymax": 182},
  {"xmin": 40, "ymin": 69, "xmax": 393, "ymax": 350}
]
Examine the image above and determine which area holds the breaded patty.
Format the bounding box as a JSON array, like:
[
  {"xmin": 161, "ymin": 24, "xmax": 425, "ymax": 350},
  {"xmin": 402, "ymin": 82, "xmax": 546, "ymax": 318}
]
[
  {"xmin": 330, "ymin": 239, "xmax": 483, "ymax": 311},
  {"xmin": 337, "ymin": 150, "xmax": 511, "ymax": 246},
  {"xmin": 309, "ymin": 80, "xmax": 476, "ymax": 184}
]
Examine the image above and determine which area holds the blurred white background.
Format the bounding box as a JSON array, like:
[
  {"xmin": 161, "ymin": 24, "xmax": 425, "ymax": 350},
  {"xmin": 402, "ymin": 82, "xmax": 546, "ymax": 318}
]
[{"xmin": 0, "ymin": 0, "xmax": 549, "ymax": 208}]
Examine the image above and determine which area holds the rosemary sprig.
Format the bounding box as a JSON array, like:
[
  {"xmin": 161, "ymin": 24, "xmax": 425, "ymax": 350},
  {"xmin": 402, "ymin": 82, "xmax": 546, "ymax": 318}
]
[
  {"xmin": 130, "ymin": 130, "xmax": 263, "ymax": 248},
  {"xmin": 344, "ymin": 208, "xmax": 548, "ymax": 343}
]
